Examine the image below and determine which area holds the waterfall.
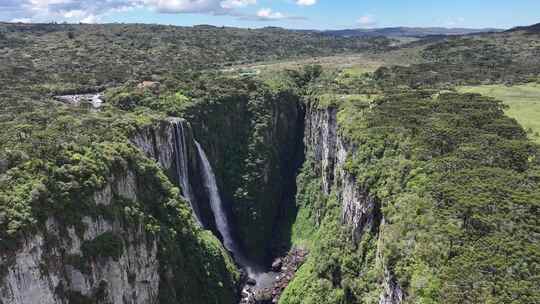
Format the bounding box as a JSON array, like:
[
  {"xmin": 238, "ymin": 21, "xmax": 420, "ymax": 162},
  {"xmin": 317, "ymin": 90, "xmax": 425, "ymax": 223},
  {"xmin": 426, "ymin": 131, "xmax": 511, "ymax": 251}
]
[
  {"xmin": 195, "ymin": 141, "xmax": 239, "ymax": 253},
  {"xmin": 195, "ymin": 141, "xmax": 256, "ymax": 273},
  {"xmin": 171, "ymin": 119, "xmax": 203, "ymax": 226}
]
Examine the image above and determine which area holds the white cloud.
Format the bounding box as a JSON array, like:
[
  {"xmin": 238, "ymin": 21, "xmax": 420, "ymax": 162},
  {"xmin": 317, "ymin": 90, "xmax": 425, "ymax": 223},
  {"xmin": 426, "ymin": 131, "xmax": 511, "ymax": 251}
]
[
  {"xmin": 11, "ymin": 0, "xmax": 137, "ymax": 22},
  {"xmin": 295, "ymin": 0, "xmax": 316, "ymax": 6},
  {"xmin": 141, "ymin": 0, "xmax": 256, "ymax": 14},
  {"xmin": 256, "ymin": 8, "xmax": 285, "ymax": 20},
  {"xmin": 81, "ymin": 14, "xmax": 100, "ymax": 23},
  {"xmin": 142, "ymin": 0, "xmax": 222, "ymax": 14},
  {"xmin": 220, "ymin": 0, "xmax": 256, "ymax": 9},
  {"xmin": 2, "ymin": 0, "xmax": 301, "ymax": 23},
  {"xmin": 10, "ymin": 18, "xmax": 32, "ymax": 23},
  {"xmin": 62, "ymin": 9, "xmax": 86, "ymax": 19},
  {"xmin": 25, "ymin": 0, "xmax": 72, "ymax": 9},
  {"xmin": 357, "ymin": 14, "xmax": 377, "ymax": 28}
]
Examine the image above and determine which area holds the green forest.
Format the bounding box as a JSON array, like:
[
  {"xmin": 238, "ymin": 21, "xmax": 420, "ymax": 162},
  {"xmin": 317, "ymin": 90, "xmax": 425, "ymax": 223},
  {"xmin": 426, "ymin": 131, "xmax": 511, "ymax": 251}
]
[{"xmin": 0, "ymin": 21, "xmax": 539, "ymax": 304}]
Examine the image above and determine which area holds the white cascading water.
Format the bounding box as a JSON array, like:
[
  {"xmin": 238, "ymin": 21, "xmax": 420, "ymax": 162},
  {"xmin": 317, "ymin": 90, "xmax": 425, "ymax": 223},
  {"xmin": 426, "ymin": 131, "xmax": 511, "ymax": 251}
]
[
  {"xmin": 195, "ymin": 141, "xmax": 279, "ymax": 297},
  {"xmin": 195, "ymin": 141, "xmax": 239, "ymax": 253},
  {"xmin": 171, "ymin": 120, "xmax": 203, "ymax": 226},
  {"xmin": 194, "ymin": 141, "xmax": 260, "ymax": 274}
]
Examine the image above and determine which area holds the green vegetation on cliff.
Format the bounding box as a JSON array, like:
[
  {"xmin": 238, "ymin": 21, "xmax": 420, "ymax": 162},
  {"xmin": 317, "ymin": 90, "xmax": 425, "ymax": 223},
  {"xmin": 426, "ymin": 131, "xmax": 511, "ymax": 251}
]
[
  {"xmin": 81, "ymin": 232, "xmax": 124, "ymax": 261},
  {"xmin": 2, "ymin": 21, "xmax": 540, "ymax": 304},
  {"xmin": 0, "ymin": 98, "xmax": 239, "ymax": 303},
  {"xmin": 284, "ymin": 160, "xmax": 382, "ymax": 303},
  {"xmin": 103, "ymin": 72, "xmax": 305, "ymax": 262},
  {"xmin": 281, "ymin": 90, "xmax": 540, "ymax": 304},
  {"xmin": 345, "ymin": 92, "xmax": 538, "ymax": 303}
]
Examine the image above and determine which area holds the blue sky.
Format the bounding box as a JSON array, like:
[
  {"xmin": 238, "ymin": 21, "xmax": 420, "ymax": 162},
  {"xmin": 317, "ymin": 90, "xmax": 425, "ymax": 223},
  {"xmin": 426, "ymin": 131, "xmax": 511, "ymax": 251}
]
[{"xmin": 2, "ymin": 0, "xmax": 539, "ymax": 30}]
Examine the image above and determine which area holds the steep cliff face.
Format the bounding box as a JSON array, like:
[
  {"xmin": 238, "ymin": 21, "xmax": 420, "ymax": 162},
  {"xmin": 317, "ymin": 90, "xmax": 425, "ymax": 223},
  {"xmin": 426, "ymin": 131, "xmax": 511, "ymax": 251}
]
[
  {"xmin": 284, "ymin": 103, "xmax": 403, "ymax": 304},
  {"xmin": 131, "ymin": 118, "xmax": 213, "ymax": 229},
  {"xmin": 0, "ymin": 118, "xmax": 240, "ymax": 304},
  {"xmin": 285, "ymin": 91, "xmax": 540, "ymax": 304},
  {"xmin": 131, "ymin": 117, "xmax": 226, "ymax": 236},
  {"xmin": 131, "ymin": 120, "xmax": 176, "ymax": 174},
  {"xmin": 184, "ymin": 91, "xmax": 305, "ymax": 263},
  {"xmin": 378, "ymin": 259, "xmax": 404, "ymax": 304},
  {"xmin": 129, "ymin": 118, "xmax": 241, "ymax": 303},
  {"xmin": 0, "ymin": 170, "xmax": 158, "ymax": 304},
  {"xmin": 304, "ymin": 105, "xmax": 379, "ymax": 244}
]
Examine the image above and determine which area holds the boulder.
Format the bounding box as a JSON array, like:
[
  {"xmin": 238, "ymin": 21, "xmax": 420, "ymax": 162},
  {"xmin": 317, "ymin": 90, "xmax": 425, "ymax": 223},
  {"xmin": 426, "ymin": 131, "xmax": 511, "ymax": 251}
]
[{"xmin": 271, "ymin": 258, "xmax": 282, "ymax": 271}]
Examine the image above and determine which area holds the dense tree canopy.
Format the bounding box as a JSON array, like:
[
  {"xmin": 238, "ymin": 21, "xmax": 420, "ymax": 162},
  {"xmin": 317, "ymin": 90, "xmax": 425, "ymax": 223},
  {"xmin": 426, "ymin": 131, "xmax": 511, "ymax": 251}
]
[{"xmin": 1, "ymin": 22, "xmax": 539, "ymax": 304}]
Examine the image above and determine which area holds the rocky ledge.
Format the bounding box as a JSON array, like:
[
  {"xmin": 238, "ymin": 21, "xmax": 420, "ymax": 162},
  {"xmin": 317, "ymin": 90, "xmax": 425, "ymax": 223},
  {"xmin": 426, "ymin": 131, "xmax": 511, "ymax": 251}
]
[{"xmin": 241, "ymin": 248, "xmax": 308, "ymax": 304}]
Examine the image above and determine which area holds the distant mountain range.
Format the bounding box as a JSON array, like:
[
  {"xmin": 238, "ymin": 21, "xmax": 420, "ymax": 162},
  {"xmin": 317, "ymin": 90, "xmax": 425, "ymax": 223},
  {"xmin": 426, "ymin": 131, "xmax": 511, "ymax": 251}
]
[
  {"xmin": 312, "ymin": 27, "xmax": 503, "ymax": 38},
  {"xmin": 507, "ymin": 22, "xmax": 540, "ymax": 33}
]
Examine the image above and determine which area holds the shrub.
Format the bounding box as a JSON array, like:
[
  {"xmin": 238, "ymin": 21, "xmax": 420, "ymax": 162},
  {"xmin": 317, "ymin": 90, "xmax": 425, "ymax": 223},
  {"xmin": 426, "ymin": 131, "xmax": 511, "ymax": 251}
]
[{"xmin": 81, "ymin": 232, "xmax": 124, "ymax": 261}]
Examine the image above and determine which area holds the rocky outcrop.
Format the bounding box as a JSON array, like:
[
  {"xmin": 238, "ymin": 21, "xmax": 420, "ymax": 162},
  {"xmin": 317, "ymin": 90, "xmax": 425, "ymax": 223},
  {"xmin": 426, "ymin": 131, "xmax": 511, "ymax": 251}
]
[
  {"xmin": 184, "ymin": 95, "xmax": 305, "ymax": 263},
  {"xmin": 377, "ymin": 218, "xmax": 404, "ymax": 304},
  {"xmin": 240, "ymin": 248, "xmax": 308, "ymax": 304},
  {"xmin": 304, "ymin": 105, "xmax": 378, "ymax": 240},
  {"xmin": 268, "ymin": 248, "xmax": 308, "ymax": 303},
  {"xmin": 0, "ymin": 171, "xmax": 159, "ymax": 304},
  {"xmin": 379, "ymin": 268, "xmax": 404, "ymax": 304},
  {"xmin": 335, "ymin": 136, "xmax": 379, "ymax": 243},
  {"xmin": 0, "ymin": 117, "xmax": 240, "ymax": 304},
  {"xmin": 131, "ymin": 120, "xmax": 176, "ymax": 171},
  {"xmin": 131, "ymin": 118, "xmax": 215, "ymax": 230},
  {"xmin": 304, "ymin": 106, "xmax": 338, "ymax": 194},
  {"xmin": 303, "ymin": 104, "xmax": 402, "ymax": 304}
]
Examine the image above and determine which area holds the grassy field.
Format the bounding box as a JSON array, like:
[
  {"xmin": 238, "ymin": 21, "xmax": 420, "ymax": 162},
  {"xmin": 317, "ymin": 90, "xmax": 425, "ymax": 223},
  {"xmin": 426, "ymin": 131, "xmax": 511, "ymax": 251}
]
[
  {"xmin": 228, "ymin": 45, "xmax": 426, "ymax": 75},
  {"xmin": 317, "ymin": 93, "xmax": 377, "ymax": 108},
  {"xmin": 227, "ymin": 53, "xmax": 384, "ymax": 75},
  {"xmin": 458, "ymin": 83, "xmax": 540, "ymax": 143}
]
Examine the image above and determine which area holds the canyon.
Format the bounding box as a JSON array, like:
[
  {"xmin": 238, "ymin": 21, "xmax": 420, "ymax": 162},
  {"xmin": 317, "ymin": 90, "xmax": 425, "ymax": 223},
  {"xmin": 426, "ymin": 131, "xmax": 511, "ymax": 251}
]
[
  {"xmin": 0, "ymin": 94, "xmax": 398, "ymax": 303},
  {"xmin": 1, "ymin": 20, "xmax": 539, "ymax": 304}
]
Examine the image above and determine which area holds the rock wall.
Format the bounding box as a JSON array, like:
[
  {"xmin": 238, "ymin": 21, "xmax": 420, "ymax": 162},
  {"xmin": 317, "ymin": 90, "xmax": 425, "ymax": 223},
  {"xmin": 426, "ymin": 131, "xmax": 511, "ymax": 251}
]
[
  {"xmin": 303, "ymin": 104, "xmax": 403, "ymax": 304},
  {"xmin": 131, "ymin": 118, "xmax": 217, "ymax": 231},
  {"xmin": 0, "ymin": 171, "xmax": 159, "ymax": 304},
  {"xmin": 184, "ymin": 93, "xmax": 305, "ymax": 263},
  {"xmin": 0, "ymin": 101, "xmax": 403, "ymax": 304},
  {"xmin": 131, "ymin": 120, "xmax": 176, "ymax": 172},
  {"xmin": 304, "ymin": 105, "xmax": 378, "ymax": 240},
  {"xmin": 129, "ymin": 119, "xmax": 240, "ymax": 303},
  {"xmin": 0, "ymin": 118, "xmax": 240, "ymax": 304}
]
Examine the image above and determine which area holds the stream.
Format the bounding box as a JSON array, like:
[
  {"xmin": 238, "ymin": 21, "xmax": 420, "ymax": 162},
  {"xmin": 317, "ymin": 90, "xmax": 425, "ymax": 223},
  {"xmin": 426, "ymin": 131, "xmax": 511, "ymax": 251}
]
[
  {"xmin": 55, "ymin": 93, "xmax": 104, "ymax": 108},
  {"xmin": 195, "ymin": 141, "xmax": 281, "ymax": 303}
]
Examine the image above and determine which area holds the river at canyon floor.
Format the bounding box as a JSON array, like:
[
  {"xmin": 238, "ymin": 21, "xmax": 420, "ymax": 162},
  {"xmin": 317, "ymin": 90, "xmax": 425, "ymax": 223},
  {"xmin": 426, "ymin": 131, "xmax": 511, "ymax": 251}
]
[{"xmin": 240, "ymin": 248, "xmax": 308, "ymax": 304}]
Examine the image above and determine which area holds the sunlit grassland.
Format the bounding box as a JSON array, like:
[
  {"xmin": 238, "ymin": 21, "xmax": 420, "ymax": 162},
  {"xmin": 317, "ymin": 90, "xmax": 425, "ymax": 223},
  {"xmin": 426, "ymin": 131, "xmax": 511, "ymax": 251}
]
[
  {"xmin": 316, "ymin": 93, "xmax": 377, "ymax": 109},
  {"xmin": 458, "ymin": 83, "xmax": 540, "ymax": 143},
  {"xmin": 226, "ymin": 54, "xmax": 384, "ymax": 77}
]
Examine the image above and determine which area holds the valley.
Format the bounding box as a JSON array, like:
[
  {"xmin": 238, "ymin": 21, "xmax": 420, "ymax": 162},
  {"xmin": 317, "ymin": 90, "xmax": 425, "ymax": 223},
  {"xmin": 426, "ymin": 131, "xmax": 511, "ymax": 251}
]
[{"xmin": 0, "ymin": 20, "xmax": 539, "ymax": 304}]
